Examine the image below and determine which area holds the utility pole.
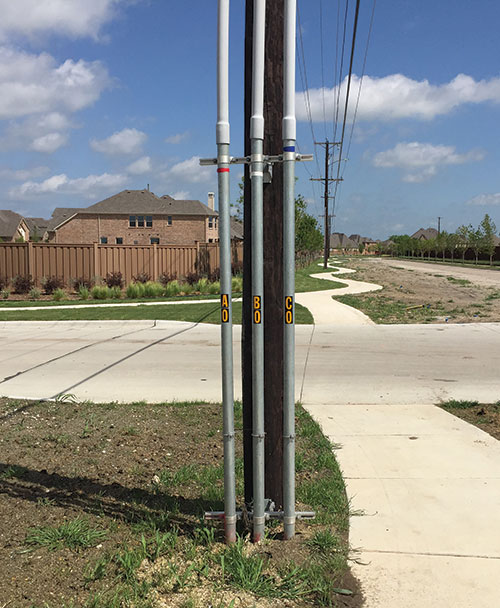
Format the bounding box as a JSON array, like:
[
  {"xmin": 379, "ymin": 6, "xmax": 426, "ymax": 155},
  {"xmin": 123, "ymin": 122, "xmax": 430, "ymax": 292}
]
[
  {"xmin": 311, "ymin": 141, "xmax": 341, "ymax": 268},
  {"xmin": 438, "ymin": 216, "xmax": 442, "ymax": 236}
]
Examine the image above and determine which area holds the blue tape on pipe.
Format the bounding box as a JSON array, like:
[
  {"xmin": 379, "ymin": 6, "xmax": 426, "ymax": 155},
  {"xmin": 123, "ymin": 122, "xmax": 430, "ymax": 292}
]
[{"xmin": 283, "ymin": 146, "xmax": 295, "ymax": 152}]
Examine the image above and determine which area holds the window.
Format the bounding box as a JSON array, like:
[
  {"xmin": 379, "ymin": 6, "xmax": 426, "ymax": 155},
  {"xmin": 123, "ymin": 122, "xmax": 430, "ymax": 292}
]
[
  {"xmin": 208, "ymin": 238, "xmax": 213, "ymax": 243},
  {"xmin": 146, "ymin": 216, "xmax": 153, "ymax": 228},
  {"xmin": 150, "ymin": 237, "xmax": 160, "ymax": 245},
  {"xmin": 137, "ymin": 215, "xmax": 144, "ymax": 227},
  {"xmin": 116, "ymin": 237, "xmax": 123, "ymax": 244},
  {"xmin": 129, "ymin": 215, "xmax": 136, "ymax": 227},
  {"xmin": 100, "ymin": 237, "xmax": 108, "ymax": 244},
  {"xmin": 208, "ymin": 216, "xmax": 213, "ymax": 229},
  {"xmin": 167, "ymin": 216, "xmax": 172, "ymax": 226}
]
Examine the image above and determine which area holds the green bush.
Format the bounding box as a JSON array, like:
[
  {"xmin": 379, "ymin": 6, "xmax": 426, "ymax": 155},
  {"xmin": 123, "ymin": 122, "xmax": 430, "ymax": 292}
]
[
  {"xmin": 232, "ymin": 277, "xmax": 243, "ymax": 293},
  {"xmin": 179, "ymin": 282, "xmax": 194, "ymax": 295},
  {"xmin": 164, "ymin": 280, "xmax": 181, "ymax": 297},
  {"xmin": 194, "ymin": 278, "xmax": 210, "ymax": 293},
  {"xmin": 143, "ymin": 281, "xmax": 164, "ymax": 298},
  {"xmin": 29, "ymin": 287, "xmax": 41, "ymax": 300},
  {"xmin": 110, "ymin": 286, "xmax": 122, "ymax": 299},
  {"xmin": 1, "ymin": 289, "xmax": 9, "ymax": 300},
  {"xmin": 78, "ymin": 286, "xmax": 89, "ymax": 300},
  {"xmin": 91, "ymin": 285, "xmax": 111, "ymax": 300},
  {"xmin": 126, "ymin": 283, "xmax": 141, "ymax": 299},
  {"xmin": 208, "ymin": 281, "xmax": 220, "ymax": 294},
  {"xmin": 52, "ymin": 288, "xmax": 65, "ymax": 301}
]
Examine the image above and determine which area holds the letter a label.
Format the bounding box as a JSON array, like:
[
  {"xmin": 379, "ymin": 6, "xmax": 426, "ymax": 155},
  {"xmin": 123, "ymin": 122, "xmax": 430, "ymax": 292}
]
[{"xmin": 221, "ymin": 294, "xmax": 229, "ymax": 308}]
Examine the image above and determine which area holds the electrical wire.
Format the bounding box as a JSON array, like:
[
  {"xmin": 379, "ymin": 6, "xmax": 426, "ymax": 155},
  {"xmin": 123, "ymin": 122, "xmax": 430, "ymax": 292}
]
[
  {"xmin": 319, "ymin": 0, "xmax": 327, "ymax": 138},
  {"xmin": 332, "ymin": 0, "xmax": 349, "ymax": 147}
]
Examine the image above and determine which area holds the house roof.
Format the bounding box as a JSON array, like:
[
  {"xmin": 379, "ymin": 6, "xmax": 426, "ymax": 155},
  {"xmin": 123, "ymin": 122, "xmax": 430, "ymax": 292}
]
[
  {"xmin": 47, "ymin": 208, "xmax": 83, "ymax": 231},
  {"xmin": 81, "ymin": 190, "xmax": 217, "ymax": 217},
  {"xmin": 230, "ymin": 217, "xmax": 244, "ymax": 240},
  {"xmin": 24, "ymin": 217, "xmax": 49, "ymax": 234},
  {"xmin": 0, "ymin": 210, "xmax": 23, "ymax": 239},
  {"xmin": 411, "ymin": 227, "xmax": 438, "ymax": 240},
  {"xmin": 330, "ymin": 232, "xmax": 358, "ymax": 249}
]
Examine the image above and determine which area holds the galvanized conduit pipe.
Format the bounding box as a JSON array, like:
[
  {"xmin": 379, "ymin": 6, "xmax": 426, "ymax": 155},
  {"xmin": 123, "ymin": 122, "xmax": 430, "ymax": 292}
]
[
  {"xmin": 216, "ymin": 0, "xmax": 237, "ymax": 544},
  {"xmin": 282, "ymin": 0, "xmax": 297, "ymax": 540},
  {"xmin": 250, "ymin": 0, "xmax": 266, "ymax": 543}
]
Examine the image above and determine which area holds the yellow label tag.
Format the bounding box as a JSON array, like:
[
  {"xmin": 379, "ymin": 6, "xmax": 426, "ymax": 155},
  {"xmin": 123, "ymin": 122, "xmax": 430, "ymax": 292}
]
[
  {"xmin": 253, "ymin": 295, "xmax": 262, "ymax": 324},
  {"xmin": 285, "ymin": 296, "xmax": 294, "ymax": 324},
  {"xmin": 221, "ymin": 294, "xmax": 230, "ymax": 323}
]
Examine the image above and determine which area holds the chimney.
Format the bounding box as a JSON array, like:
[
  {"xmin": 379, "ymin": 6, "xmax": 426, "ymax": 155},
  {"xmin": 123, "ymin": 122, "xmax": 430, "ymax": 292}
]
[{"xmin": 208, "ymin": 192, "xmax": 215, "ymax": 211}]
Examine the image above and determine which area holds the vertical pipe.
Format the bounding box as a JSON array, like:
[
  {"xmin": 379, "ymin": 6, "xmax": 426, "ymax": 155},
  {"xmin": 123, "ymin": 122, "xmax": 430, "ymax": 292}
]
[
  {"xmin": 282, "ymin": 0, "xmax": 296, "ymax": 540},
  {"xmin": 251, "ymin": 0, "xmax": 266, "ymax": 543},
  {"xmin": 217, "ymin": 0, "xmax": 236, "ymax": 544}
]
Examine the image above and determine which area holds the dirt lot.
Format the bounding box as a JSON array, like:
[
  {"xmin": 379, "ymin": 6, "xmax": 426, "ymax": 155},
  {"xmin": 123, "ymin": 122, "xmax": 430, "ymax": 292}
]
[
  {"xmin": 0, "ymin": 398, "xmax": 361, "ymax": 608},
  {"xmin": 335, "ymin": 257, "xmax": 500, "ymax": 324},
  {"xmin": 439, "ymin": 401, "xmax": 500, "ymax": 441}
]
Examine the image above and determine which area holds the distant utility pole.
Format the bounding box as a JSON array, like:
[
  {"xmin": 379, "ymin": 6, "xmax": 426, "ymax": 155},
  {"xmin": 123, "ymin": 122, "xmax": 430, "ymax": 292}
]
[
  {"xmin": 311, "ymin": 140, "xmax": 341, "ymax": 268},
  {"xmin": 438, "ymin": 216, "xmax": 442, "ymax": 236}
]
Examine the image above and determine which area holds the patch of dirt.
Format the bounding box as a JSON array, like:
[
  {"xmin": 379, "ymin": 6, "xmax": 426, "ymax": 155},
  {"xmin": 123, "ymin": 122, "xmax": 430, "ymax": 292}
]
[
  {"xmin": 441, "ymin": 402, "xmax": 500, "ymax": 440},
  {"xmin": 340, "ymin": 257, "xmax": 500, "ymax": 323},
  {"xmin": 0, "ymin": 398, "xmax": 363, "ymax": 607}
]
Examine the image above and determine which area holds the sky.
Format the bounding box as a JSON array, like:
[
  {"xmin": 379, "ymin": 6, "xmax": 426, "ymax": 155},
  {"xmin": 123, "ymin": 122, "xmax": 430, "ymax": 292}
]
[{"xmin": 0, "ymin": 0, "xmax": 499, "ymax": 240}]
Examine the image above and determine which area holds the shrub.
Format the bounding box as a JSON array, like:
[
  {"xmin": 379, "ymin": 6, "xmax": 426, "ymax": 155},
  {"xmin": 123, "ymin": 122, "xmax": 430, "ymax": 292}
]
[
  {"xmin": 1, "ymin": 289, "xmax": 9, "ymax": 300},
  {"xmin": 110, "ymin": 286, "xmax": 122, "ymax": 299},
  {"xmin": 179, "ymin": 282, "xmax": 194, "ymax": 295},
  {"xmin": 12, "ymin": 275, "xmax": 34, "ymax": 294},
  {"xmin": 78, "ymin": 286, "xmax": 90, "ymax": 300},
  {"xmin": 91, "ymin": 285, "xmax": 111, "ymax": 300},
  {"xmin": 52, "ymin": 288, "xmax": 65, "ymax": 301},
  {"xmin": 158, "ymin": 271, "xmax": 177, "ymax": 286},
  {"xmin": 164, "ymin": 280, "xmax": 181, "ymax": 297},
  {"xmin": 41, "ymin": 276, "xmax": 65, "ymax": 295},
  {"xmin": 126, "ymin": 283, "xmax": 140, "ymax": 299},
  {"xmin": 143, "ymin": 281, "xmax": 164, "ymax": 298},
  {"xmin": 72, "ymin": 277, "xmax": 93, "ymax": 291},
  {"xmin": 208, "ymin": 267, "xmax": 221, "ymax": 282},
  {"xmin": 232, "ymin": 261, "xmax": 243, "ymax": 276},
  {"xmin": 29, "ymin": 287, "xmax": 41, "ymax": 300},
  {"xmin": 184, "ymin": 271, "xmax": 200, "ymax": 285},
  {"xmin": 105, "ymin": 272, "xmax": 123, "ymax": 288},
  {"xmin": 208, "ymin": 281, "xmax": 220, "ymax": 295},
  {"xmin": 133, "ymin": 272, "xmax": 151, "ymax": 284},
  {"xmin": 0, "ymin": 277, "xmax": 8, "ymax": 290},
  {"xmin": 194, "ymin": 278, "xmax": 210, "ymax": 294},
  {"xmin": 232, "ymin": 277, "xmax": 243, "ymax": 293}
]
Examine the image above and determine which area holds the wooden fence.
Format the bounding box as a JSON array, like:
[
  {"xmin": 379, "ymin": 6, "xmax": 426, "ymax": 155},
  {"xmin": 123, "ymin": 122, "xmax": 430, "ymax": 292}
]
[{"xmin": 0, "ymin": 242, "xmax": 243, "ymax": 286}]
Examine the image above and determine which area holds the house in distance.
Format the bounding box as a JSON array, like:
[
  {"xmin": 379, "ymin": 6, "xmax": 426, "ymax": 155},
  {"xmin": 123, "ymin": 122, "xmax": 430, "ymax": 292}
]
[{"xmin": 43, "ymin": 189, "xmax": 219, "ymax": 245}]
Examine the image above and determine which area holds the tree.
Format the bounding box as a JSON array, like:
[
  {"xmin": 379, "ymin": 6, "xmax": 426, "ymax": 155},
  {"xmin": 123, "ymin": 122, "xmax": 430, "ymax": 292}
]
[
  {"xmin": 436, "ymin": 230, "xmax": 448, "ymax": 261},
  {"xmin": 479, "ymin": 213, "xmax": 497, "ymax": 265},
  {"xmin": 358, "ymin": 242, "xmax": 365, "ymax": 254},
  {"xmin": 455, "ymin": 225, "xmax": 469, "ymax": 263},
  {"xmin": 467, "ymin": 224, "xmax": 482, "ymax": 264},
  {"xmin": 295, "ymin": 194, "xmax": 323, "ymax": 256},
  {"xmin": 446, "ymin": 232, "xmax": 460, "ymax": 262}
]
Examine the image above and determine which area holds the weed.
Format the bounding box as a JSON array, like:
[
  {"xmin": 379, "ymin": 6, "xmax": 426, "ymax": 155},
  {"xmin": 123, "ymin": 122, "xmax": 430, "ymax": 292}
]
[
  {"xmin": 164, "ymin": 280, "xmax": 181, "ymax": 297},
  {"xmin": 55, "ymin": 392, "xmax": 78, "ymax": 404},
  {"xmin": 36, "ymin": 497, "xmax": 56, "ymax": 507},
  {"xmin": 143, "ymin": 281, "xmax": 164, "ymax": 298},
  {"xmin": 307, "ymin": 529, "xmax": 342, "ymax": 555},
  {"xmin": 72, "ymin": 277, "xmax": 94, "ymax": 291},
  {"xmin": 79, "ymin": 285, "xmax": 90, "ymax": 300},
  {"xmin": 91, "ymin": 285, "xmax": 112, "ymax": 300},
  {"xmin": 0, "ymin": 464, "xmax": 28, "ymax": 479},
  {"xmin": 208, "ymin": 280, "xmax": 220, "ymax": 295},
  {"xmin": 29, "ymin": 287, "xmax": 41, "ymax": 300},
  {"xmin": 441, "ymin": 399, "xmax": 480, "ymax": 409},
  {"xmin": 193, "ymin": 278, "xmax": 210, "ymax": 293},
  {"xmin": 446, "ymin": 276, "xmax": 472, "ymax": 286},
  {"xmin": 42, "ymin": 276, "xmax": 65, "ymax": 295},
  {"xmin": 84, "ymin": 555, "xmax": 110, "ymax": 584},
  {"xmin": 25, "ymin": 518, "xmax": 107, "ymax": 551},
  {"xmin": 1, "ymin": 288, "xmax": 9, "ymax": 299}
]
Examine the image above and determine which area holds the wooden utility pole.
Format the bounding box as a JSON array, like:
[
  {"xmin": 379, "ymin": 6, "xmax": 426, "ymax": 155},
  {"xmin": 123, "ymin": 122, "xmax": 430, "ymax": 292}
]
[
  {"xmin": 242, "ymin": 0, "xmax": 254, "ymax": 507},
  {"xmin": 311, "ymin": 141, "xmax": 342, "ymax": 268},
  {"xmin": 243, "ymin": 0, "xmax": 285, "ymax": 510},
  {"xmin": 263, "ymin": 0, "xmax": 284, "ymax": 509}
]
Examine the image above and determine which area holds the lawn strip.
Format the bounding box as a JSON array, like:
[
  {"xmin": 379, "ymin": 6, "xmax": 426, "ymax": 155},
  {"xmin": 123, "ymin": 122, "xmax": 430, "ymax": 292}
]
[
  {"xmin": 438, "ymin": 400, "xmax": 500, "ymax": 441},
  {"xmin": 0, "ymin": 301, "xmax": 314, "ymax": 323},
  {"xmin": 0, "ymin": 398, "xmax": 360, "ymax": 607}
]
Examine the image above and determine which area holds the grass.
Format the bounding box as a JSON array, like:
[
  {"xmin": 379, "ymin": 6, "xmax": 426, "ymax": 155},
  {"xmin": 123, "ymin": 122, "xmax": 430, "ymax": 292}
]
[
  {"xmin": 334, "ymin": 293, "xmax": 441, "ymax": 324},
  {"xmin": 25, "ymin": 518, "xmax": 107, "ymax": 551},
  {"xmin": 295, "ymin": 261, "xmax": 345, "ymax": 293},
  {"xmin": 446, "ymin": 277, "xmax": 472, "ymax": 286},
  {"xmin": 389, "ymin": 255, "xmax": 500, "ymax": 269},
  {"xmin": 1, "ymin": 398, "xmax": 354, "ymax": 606},
  {"xmin": 0, "ymin": 300, "xmax": 314, "ymax": 323},
  {"xmin": 438, "ymin": 399, "xmax": 500, "ymax": 441}
]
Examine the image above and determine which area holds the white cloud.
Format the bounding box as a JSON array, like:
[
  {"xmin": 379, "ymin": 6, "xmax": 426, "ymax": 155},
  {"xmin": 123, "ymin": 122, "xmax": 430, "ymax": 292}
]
[
  {"xmin": 171, "ymin": 190, "xmax": 189, "ymax": 200},
  {"xmin": 90, "ymin": 128, "xmax": 147, "ymax": 156},
  {"xmin": 372, "ymin": 142, "xmax": 484, "ymax": 182},
  {"xmin": 0, "ymin": 166, "xmax": 50, "ymax": 180},
  {"xmin": 0, "ymin": 47, "xmax": 111, "ymax": 119},
  {"xmin": 168, "ymin": 156, "xmax": 214, "ymax": 184},
  {"xmin": 466, "ymin": 193, "xmax": 500, "ymax": 206},
  {"xmin": 0, "ymin": 0, "xmax": 124, "ymax": 41},
  {"xmin": 29, "ymin": 132, "xmax": 68, "ymax": 153},
  {"xmin": 165, "ymin": 132, "xmax": 189, "ymax": 144},
  {"xmin": 297, "ymin": 73, "xmax": 500, "ymax": 123},
  {"xmin": 10, "ymin": 172, "xmax": 127, "ymax": 198},
  {"xmin": 127, "ymin": 156, "xmax": 152, "ymax": 175}
]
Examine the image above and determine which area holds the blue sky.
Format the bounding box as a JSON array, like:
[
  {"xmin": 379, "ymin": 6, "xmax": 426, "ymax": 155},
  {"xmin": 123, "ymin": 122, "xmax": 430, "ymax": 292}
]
[{"xmin": 0, "ymin": 0, "xmax": 499, "ymax": 239}]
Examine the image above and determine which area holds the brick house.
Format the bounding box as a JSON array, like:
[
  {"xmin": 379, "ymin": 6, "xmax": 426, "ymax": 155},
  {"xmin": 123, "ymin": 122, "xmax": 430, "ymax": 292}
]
[{"xmin": 46, "ymin": 190, "xmax": 219, "ymax": 245}]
